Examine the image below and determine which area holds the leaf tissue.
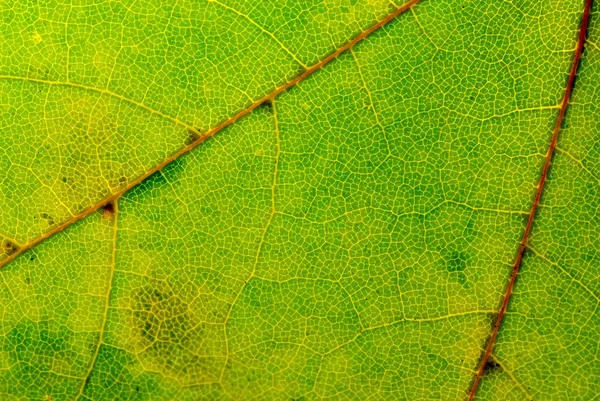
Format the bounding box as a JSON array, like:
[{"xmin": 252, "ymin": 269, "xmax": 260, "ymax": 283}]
[{"xmin": 0, "ymin": 0, "xmax": 598, "ymax": 400}]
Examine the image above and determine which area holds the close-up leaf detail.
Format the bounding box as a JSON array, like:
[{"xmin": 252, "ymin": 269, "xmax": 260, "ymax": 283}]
[{"xmin": 0, "ymin": 0, "xmax": 598, "ymax": 400}]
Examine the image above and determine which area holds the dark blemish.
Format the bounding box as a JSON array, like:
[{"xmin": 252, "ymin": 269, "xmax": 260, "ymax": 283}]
[
  {"xmin": 40, "ymin": 213, "xmax": 55, "ymax": 226},
  {"xmin": 102, "ymin": 202, "xmax": 115, "ymax": 219},
  {"xmin": 259, "ymin": 99, "xmax": 273, "ymax": 112},
  {"xmin": 483, "ymin": 356, "xmax": 501, "ymax": 375},
  {"xmin": 185, "ymin": 128, "xmax": 201, "ymax": 146},
  {"xmin": 131, "ymin": 283, "xmax": 204, "ymax": 378},
  {"xmin": 84, "ymin": 375, "xmax": 90, "ymax": 386},
  {"xmin": 61, "ymin": 177, "xmax": 67, "ymax": 183},
  {"xmin": 118, "ymin": 176, "xmax": 127, "ymax": 185},
  {"xmin": 103, "ymin": 202, "xmax": 114, "ymax": 214},
  {"xmin": 136, "ymin": 386, "xmax": 140, "ymax": 393},
  {"xmin": 2, "ymin": 239, "xmax": 19, "ymax": 256}
]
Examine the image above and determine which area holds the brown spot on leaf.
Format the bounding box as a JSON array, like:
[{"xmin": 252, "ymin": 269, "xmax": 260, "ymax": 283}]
[
  {"xmin": 483, "ymin": 356, "xmax": 501, "ymax": 375},
  {"xmin": 102, "ymin": 202, "xmax": 115, "ymax": 219},
  {"xmin": 2, "ymin": 239, "xmax": 19, "ymax": 256}
]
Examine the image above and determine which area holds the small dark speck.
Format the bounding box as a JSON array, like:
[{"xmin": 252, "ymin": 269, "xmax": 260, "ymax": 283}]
[{"xmin": 103, "ymin": 202, "xmax": 114, "ymax": 214}]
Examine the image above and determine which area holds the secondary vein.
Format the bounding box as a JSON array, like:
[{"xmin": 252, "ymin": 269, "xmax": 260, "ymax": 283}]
[{"xmin": 74, "ymin": 200, "xmax": 119, "ymax": 400}]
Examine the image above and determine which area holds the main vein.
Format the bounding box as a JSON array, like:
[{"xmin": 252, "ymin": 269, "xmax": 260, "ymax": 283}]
[
  {"xmin": 466, "ymin": 0, "xmax": 594, "ymax": 399},
  {"xmin": 0, "ymin": 0, "xmax": 422, "ymax": 270}
]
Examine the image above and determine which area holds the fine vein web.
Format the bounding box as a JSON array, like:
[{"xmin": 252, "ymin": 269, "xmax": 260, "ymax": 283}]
[
  {"xmin": 466, "ymin": 0, "xmax": 594, "ymax": 399},
  {"xmin": 0, "ymin": 0, "xmax": 422, "ymax": 270},
  {"xmin": 208, "ymin": 0, "xmax": 308, "ymax": 68}
]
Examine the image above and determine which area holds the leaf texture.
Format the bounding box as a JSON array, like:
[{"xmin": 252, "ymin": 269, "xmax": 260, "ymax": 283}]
[{"xmin": 0, "ymin": 0, "xmax": 598, "ymax": 400}]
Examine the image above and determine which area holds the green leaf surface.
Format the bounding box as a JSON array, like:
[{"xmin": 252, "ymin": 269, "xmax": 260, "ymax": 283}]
[{"xmin": 0, "ymin": 0, "xmax": 598, "ymax": 400}]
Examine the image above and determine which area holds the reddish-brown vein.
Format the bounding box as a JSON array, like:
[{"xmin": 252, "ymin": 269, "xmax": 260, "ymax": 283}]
[
  {"xmin": 467, "ymin": 0, "xmax": 594, "ymax": 399},
  {"xmin": 0, "ymin": 0, "xmax": 421, "ymax": 269}
]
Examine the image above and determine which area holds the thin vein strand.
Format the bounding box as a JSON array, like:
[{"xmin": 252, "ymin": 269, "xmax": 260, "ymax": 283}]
[{"xmin": 74, "ymin": 200, "xmax": 119, "ymax": 399}]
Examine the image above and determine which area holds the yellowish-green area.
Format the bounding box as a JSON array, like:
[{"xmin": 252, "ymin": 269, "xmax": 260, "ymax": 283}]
[
  {"xmin": 0, "ymin": 0, "xmax": 598, "ymax": 400},
  {"xmin": 0, "ymin": 0, "xmax": 394, "ymax": 244},
  {"xmin": 0, "ymin": 210, "xmax": 114, "ymax": 400}
]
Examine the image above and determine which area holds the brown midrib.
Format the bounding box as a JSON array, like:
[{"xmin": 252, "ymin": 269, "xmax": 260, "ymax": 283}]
[
  {"xmin": 0, "ymin": 0, "xmax": 422, "ymax": 269},
  {"xmin": 466, "ymin": 0, "xmax": 594, "ymax": 399}
]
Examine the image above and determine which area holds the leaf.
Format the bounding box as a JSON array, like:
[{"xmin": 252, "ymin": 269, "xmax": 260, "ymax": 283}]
[{"xmin": 0, "ymin": 0, "xmax": 598, "ymax": 400}]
